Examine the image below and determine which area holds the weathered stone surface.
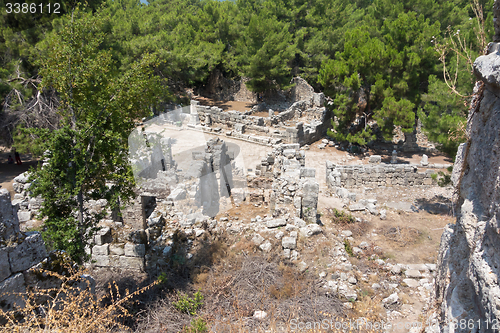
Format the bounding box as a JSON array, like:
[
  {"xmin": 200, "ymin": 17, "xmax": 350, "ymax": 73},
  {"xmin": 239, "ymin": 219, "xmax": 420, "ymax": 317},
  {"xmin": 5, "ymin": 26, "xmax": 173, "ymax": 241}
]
[
  {"xmin": 124, "ymin": 243, "xmax": 146, "ymax": 257},
  {"xmin": 281, "ymin": 236, "xmax": 297, "ymax": 250},
  {"xmin": 451, "ymin": 142, "xmax": 467, "ymax": 188},
  {"xmin": 0, "ymin": 188, "xmax": 20, "ymax": 241},
  {"xmin": 119, "ymin": 256, "xmax": 144, "ymax": 271},
  {"xmin": 383, "ymin": 292, "xmax": 398, "ymax": 304},
  {"xmin": 435, "ymin": 50, "xmax": 500, "ymax": 329},
  {"xmin": 92, "ymin": 254, "xmax": 110, "ymax": 267},
  {"xmin": 297, "ymin": 261, "xmax": 309, "ymax": 273},
  {"xmin": 92, "ymin": 244, "xmax": 109, "ymax": 256},
  {"xmin": 293, "ymin": 216, "xmax": 306, "ymax": 228},
  {"xmin": 473, "ymin": 51, "xmax": 500, "ymax": 93},
  {"xmin": 252, "ymin": 234, "xmax": 265, "ymax": 245},
  {"xmin": 17, "ymin": 211, "xmax": 31, "ymax": 223},
  {"xmin": 0, "ymin": 247, "xmax": 11, "ymax": 283},
  {"xmin": 266, "ymin": 219, "xmax": 286, "ymax": 228},
  {"xmin": 259, "ymin": 240, "xmax": 272, "ymax": 252},
  {"xmin": 349, "ymin": 203, "xmax": 366, "ymax": 211},
  {"xmin": 94, "ymin": 227, "xmax": 112, "ymax": 245},
  {"xmin": 109, "ymin": 244, "xmax": 125, "ymax": 256},
  {"xmin": 404, "ymin": 269, "xmax": 422, "ymax": 278},
  {"xmin": 302, "ymin": 179, "xmax": 319, "ymax": 223},
  {"xmin": 167, "ymin": 187, "xmax": 186, "ymax": 201},
  {"xmin": 299, "ymin": 224, "xmax": 322, "ymax": 238},
  {"xmin": 299, "ymin": 168, "xmax": 316, "ymax": 178},
  {"xmin": 403, "ymin": 279, "xmax": 419, "ymax": 288},
  {"xmin": 420, "ymin": 154, "xmax": 429, "ymax": 166},
  {"xmin": 368, "ymin": 155, "xmax": 382, "ymax": 164},
  {"xmin": 9, "ymin": 233, "xmax": 47, "ymax": 273},
  {"xmin": 0, "ymin": 273, "xmax": 26, "ymax": 311}
]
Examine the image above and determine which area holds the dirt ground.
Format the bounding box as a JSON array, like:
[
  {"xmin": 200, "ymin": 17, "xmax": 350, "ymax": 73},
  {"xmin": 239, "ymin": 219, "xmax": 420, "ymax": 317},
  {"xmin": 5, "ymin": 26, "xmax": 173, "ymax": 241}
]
[
  {"xmin": 0, "ymin": 148, "xmax": 39, "ymax": 199},
  {"xmin": 195, "ymin": 97, "xmax": 255, "ymax": 112}
]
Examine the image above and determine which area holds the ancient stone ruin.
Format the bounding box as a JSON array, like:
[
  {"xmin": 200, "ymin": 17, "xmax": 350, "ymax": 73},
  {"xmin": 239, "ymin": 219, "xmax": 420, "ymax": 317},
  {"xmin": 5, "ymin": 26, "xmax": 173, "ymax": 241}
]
[{"xmin": 0, "ymin": 188, "xmax": 47, "ymax": 312}]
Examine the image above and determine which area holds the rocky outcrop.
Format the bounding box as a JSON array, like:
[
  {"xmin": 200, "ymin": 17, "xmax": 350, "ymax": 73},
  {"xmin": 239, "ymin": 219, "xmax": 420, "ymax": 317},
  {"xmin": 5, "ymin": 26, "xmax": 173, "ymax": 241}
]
[{"xmin": 435, "ymin": 4, "xmax": 500, "ymax": 330}]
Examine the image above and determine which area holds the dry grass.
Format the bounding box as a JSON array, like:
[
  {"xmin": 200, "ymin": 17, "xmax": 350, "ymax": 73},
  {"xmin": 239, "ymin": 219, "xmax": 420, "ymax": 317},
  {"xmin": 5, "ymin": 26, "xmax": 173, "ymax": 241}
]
[
  {"xmin": 380, "ymin": 226, "xmax": 422, "ymax": 247},
  {"xmin": 0, "ymin": 266, "xmax": 158, "ymax": 333}
]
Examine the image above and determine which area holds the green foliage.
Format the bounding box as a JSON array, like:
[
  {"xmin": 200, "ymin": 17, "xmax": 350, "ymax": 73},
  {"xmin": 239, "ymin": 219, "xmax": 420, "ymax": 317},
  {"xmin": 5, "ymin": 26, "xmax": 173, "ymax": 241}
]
[
  {"xmin": 157, "ymin": 272, "xmax": 168, "ymax": 285},
  {"xmin": 174, "ymin": 291, "xmax": 204, "ymax": 315},
  {"xmin": 344, "ymin": 239, "xmax": 353, "ymax": 257},
  {"xmin": 26, "ymin": 6, "xmax": 163, "ymax": 263},
  {"xmin": 418, "ymin": 76, "xmax": 468, "ymax": 158},
  {"xmin": 319, "ymin": 11, "xmax": 440, "ymax": 144},
  {"xmin": 185, "ymin": 317, "xmax": 208, "ymax": 333},
  {"xmin": 433, "ymin": 170, "xmax": 452, "ymax": 187},
  {"xmin": 331, "ymin": 208, "xmax": 355, "ymax": 224}
]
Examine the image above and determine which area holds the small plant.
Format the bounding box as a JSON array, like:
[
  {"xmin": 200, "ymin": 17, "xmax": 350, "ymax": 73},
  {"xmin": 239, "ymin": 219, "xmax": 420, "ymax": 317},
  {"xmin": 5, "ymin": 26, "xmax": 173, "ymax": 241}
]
[
  {"xmin": 157, "ymin": 272, "xmax": 168, "ymax": 285},
  {"xmin": 332, "ymin": 208, "xmax": 355, "ymax": 224},
  {"xmin": 431, "ymin": 171, "xmax": 451, "ymax": 187},
  {"xmin": 174, "ymin": 290, "xmax": 204, "ymax": 315},
  {"xmin": 185, "ymin": 317, "xmax": 208, "ymax": 333},
  {"xmin": 344, "ymin": 239, "xmax": 354, "ymax": 257}
]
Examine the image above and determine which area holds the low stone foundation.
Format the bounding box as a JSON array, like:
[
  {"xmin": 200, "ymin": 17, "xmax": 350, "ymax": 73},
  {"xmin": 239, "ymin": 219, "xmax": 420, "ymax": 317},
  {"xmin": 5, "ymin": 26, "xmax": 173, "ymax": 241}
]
[{"xmin": 326, "ymin": 162, "xmax": 438, "ymax": 189}]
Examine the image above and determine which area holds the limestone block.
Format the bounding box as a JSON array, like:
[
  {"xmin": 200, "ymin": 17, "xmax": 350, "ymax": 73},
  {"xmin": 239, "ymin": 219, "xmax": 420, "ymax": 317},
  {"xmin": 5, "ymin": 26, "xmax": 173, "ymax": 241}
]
[
  {"xmin": 92, "ymin": 255, "xmax": 110, "ymax": 267},
  {"xmin": 92, "ymin": 244, "xmax": 109, "ymax": 256},
  {"xmin": 94, "ymin": 227, "xmax": 112, "ymax": 245},
  {"xmin": 252, "ymin": 234, "xmax": 265, "ymax": 246},
  {"xmin": 0, "ymin": 247, "xmax": 11, "ymax": 283},
  {"xmin": 259, "ymin": 240, "xmax": 272, "ymax": 252},
  {"xmin": 0, "ymin": 273, "xmax": 26, "ymax": 311},
  {"xmin": 299, "ymin": 224, "xmax": 322, "ymax": 238},
  {"xmin": 109, "ymin": 244, "xmax": 125, "ymax": 256},
  {"xmin": 420, "ymin": 154, "xmax": 429, "ymax": 166},
  {"xmin": 299, "ymin": 168, "xmax": 316, "ymax": 178},
  {"xmin": 0, "ymin": 189, "xmax": 20, "ymax": 241},
  {"xmin": 281, "ymin": 236, "xmax": 297, "ymax": 250},
  {"xmin": 266, "ymin": 219, "xmax": 287, "ymax": 228},
  {"xmin": 124, "ymin": 243, "xmax": 146, "ymax": 257},
  {"xmin": 17, "ymin": 211, "xmax": 31, "ymax": 223},
  {"xmin": 9, "ymin": 233, "xmax": 47, "ymax": 273},
  {"xmin": 368, "ymin": 155, "xmax": 382, "ymax": 164},
  {"xmin": 119, "ymin": 256, "xmax": 144, "ymax": 271},
  {"xmin": 167, "ymin": 187, "xmax": 186, "ymax": 201}
]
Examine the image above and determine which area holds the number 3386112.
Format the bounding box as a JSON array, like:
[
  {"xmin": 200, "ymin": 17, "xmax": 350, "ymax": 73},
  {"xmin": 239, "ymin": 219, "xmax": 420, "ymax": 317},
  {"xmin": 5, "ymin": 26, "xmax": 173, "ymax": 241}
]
[{"xmin": 6, "ymin": 3, "xmax": 61, "ymax": 14}]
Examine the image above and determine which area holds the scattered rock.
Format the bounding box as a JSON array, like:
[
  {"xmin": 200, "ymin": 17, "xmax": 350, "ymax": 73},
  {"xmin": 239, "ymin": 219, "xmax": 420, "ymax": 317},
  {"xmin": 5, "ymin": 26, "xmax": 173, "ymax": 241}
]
[
  {"xmin": 299, "ymin": 224, "xmax": 322, "ymax": 238},
  {"xmin": 259, "ymin": 240, "xmax": 272, "ymax": 252},
  {"xmin": 253, "ymin": 310, "xmax": 267, "ymax": 320},
  {"xmin": 297, "ymin": 261, "xmax": 309, "ymax": 273},
  {"xmin": 383, "ymin": 292, "xmax": 399, "ymax": 304},
  {"xmin": 282, "ymin": 236, "xmax": 297, "ymax": 250}
]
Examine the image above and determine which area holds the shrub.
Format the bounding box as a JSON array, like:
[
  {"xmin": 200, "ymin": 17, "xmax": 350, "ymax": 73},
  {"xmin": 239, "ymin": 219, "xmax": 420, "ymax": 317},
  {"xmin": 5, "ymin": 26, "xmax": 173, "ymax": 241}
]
[{"xmin": 174, "ymin": 291, "xmax": 204, "ymax": 315}]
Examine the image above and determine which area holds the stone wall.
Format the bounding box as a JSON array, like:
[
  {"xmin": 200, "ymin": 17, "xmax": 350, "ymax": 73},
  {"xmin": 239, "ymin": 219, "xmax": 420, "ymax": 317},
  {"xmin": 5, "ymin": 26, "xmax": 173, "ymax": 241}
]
[
  {"xmin": 250, "ymin": 143, "xmax": 319, "ymax": 223},
  {"xmin": 0, "ymin": 188, "xmax": 48, "ymax": 312},
  {"xmin": 288, "ymin": 77, "xmax": 325, "ymax": 107},
  {"xmin": 325, "ymin": 162, "xmax": 437, "ymax": 189}
]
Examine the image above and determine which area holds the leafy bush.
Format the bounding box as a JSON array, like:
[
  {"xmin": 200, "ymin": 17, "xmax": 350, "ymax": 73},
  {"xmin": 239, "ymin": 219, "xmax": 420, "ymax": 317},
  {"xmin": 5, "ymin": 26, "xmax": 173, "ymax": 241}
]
[
  {"xmin": 185, "ymin": 317, "xmax": 208, "ymax": 333},
  {"xmin": 332, "ymin": 208, "xmax": 355, "ymax": 224},
  {"xmin": 174, "ymin": 291, "xmax": 204, "ymax": 315}
]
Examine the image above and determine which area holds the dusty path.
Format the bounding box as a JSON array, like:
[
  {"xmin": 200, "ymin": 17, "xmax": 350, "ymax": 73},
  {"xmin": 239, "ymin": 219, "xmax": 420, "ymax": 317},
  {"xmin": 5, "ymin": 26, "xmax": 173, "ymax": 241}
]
[{"xmin": 0, "ymin": 152, "xmax": 38, "ymax": 198}]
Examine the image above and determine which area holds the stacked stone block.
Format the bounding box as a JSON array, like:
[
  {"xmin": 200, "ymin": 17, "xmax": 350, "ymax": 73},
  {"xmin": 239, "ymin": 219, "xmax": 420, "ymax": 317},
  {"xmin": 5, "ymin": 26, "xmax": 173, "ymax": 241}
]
[
  {"xmin": 0, "ymin": 188, "xmax": 48, "ymax": 311},
  {"xmin": 326, "ymin": 162, "xmax": 436, "ymax": 189}
]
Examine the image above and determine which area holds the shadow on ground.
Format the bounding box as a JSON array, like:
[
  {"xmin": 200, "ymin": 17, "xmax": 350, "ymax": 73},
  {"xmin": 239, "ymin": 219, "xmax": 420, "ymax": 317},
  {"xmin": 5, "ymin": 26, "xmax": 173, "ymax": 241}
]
[{"xmin": 414, "ymin": 195, "xmax": 454, "ymax": 215}]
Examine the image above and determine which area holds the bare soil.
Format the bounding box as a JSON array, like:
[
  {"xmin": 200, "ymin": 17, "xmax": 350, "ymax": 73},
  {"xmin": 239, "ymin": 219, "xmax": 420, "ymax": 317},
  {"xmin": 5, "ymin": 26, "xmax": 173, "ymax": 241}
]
[
  {"xmin": 0, "ymin": 150, "xmax": 39, "ymax": 198},
  {"xmin": 195, "ymin": 96, "xmax": 255, "ymax": 112}
]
